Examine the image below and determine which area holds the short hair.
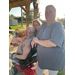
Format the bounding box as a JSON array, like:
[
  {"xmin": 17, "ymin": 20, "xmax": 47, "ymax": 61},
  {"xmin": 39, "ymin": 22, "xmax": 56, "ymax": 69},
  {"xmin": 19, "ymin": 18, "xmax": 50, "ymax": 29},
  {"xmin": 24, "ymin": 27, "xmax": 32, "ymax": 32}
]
[
  {"xmin": 33, "ymin": 19, "xmax": 42, "ymax": 26},
  {"xmin": 46, "ymin": 5, "xmax": 56, "ymax": 12},
  {"xmin": 27, "ymin": 27, "xmax": 35, "ymax": 34}
]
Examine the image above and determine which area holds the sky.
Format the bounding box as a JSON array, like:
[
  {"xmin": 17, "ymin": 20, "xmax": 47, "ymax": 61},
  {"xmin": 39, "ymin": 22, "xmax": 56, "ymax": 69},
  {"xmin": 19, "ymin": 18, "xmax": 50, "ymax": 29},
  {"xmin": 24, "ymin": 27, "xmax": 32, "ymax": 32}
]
[{"xmin": 9, "ymin": 0, "xmax": 65, "ymax": 20}]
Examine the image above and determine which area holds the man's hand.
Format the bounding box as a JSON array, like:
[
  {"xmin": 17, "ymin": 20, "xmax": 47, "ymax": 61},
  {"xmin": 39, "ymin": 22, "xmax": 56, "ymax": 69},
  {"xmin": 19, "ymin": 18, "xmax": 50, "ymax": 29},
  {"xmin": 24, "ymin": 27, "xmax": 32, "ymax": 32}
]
[
  {"xmin": 13, "ymin": 54, "xmax": 17, "ymax": 59},
  {"xmin": 31, "ymin": 39, "xmax": 37, "ymax": 48},
  {"xmin": 33, "ymin": 37, "xmax": 39, "ymax": 43}
]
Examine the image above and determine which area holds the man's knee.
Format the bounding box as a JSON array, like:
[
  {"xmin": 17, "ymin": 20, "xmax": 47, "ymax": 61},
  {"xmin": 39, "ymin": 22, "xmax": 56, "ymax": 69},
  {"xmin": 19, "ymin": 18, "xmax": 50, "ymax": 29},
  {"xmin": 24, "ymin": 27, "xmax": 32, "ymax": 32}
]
[{"xmin": 42, "ymin": 72, "xmax": 46, "ymax": 75}]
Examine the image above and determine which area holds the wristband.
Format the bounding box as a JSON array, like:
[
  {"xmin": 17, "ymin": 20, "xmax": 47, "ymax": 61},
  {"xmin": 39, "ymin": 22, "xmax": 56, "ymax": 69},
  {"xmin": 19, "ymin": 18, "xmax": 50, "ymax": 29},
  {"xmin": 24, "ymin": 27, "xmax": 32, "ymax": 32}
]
[{"xmin": 10, "ymin": 54, "xmax": 19, "ymax": 62}]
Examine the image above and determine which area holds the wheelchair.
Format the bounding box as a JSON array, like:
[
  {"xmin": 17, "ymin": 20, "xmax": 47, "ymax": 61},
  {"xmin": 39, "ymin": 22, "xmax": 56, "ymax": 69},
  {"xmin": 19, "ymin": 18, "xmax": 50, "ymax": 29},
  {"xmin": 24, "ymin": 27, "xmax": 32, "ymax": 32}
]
[{"xmin": 10, "ymin": 47, "xmax": 37, "ymax": 75}]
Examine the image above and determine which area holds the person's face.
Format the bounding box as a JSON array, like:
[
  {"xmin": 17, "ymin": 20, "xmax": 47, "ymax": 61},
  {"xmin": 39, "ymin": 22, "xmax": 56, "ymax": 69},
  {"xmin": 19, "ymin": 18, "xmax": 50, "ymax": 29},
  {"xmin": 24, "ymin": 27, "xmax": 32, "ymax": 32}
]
[
  {"xmin": 45, "ymin": 6, "xmax": 56, "ymax": 21},
  {"xmin": 25, "ymin": 28, "xmax": 34, "ymax": 39},
  {"xmin": 33, "ymin": 22, "xmax": 40, "ymax": 31}
]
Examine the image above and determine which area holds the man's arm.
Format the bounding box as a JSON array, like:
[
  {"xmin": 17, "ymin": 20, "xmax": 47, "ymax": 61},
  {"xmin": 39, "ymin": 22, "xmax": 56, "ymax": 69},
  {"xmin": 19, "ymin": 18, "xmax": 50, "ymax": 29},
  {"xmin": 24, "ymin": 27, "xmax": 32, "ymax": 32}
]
[
  {"xmin": 13, "ymin": 42, "xmax": 31, "ymax": 59},
  {"xmin": 37, "ymin": 40, "xmax": 56, "ymax": 47},
  {"xmin": 31, "ymin": 37, "xmax": 56, "ymax": 48}
]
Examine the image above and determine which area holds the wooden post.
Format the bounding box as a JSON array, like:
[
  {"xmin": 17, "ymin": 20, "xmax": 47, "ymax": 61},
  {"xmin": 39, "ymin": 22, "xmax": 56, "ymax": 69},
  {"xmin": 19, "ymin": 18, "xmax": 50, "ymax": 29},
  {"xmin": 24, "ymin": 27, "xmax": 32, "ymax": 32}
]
[
  {"xmin": 34, "ymin": 8, "xmax": 39, "ymax": 19},
  {"xmin": 26, "ymin": 12, "xmax": 29, "ymax": 28},
  {"xmin": 21, "ymin": 8, "xmax": 23, "ymax": 27},
  {"xmin": 26, "ymin": 3, "xmax": 30, "ymax": 28},
  {"xmin": 9, "ymin": 7, "xmax": 11, "ymax": 11},
  {"xmin": 33, "ymin": 0, "xmax": 39, "ymax": 19}
]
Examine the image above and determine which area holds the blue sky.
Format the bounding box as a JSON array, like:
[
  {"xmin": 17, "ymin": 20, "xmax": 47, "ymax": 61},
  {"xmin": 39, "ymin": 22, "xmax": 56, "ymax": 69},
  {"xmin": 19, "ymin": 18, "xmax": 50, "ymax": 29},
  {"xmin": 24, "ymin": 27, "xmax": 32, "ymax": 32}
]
[{"xmin": 9, "ymin": 0, "xmax": 65, "ymax": 20}]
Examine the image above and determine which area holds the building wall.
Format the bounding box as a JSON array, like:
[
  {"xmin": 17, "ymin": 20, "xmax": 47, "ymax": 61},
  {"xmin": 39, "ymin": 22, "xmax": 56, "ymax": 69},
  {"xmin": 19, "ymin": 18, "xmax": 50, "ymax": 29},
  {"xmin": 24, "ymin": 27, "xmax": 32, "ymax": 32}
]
[{"xmin": 9, "ymin": 19, "xmax": 18, "ymax": 25}]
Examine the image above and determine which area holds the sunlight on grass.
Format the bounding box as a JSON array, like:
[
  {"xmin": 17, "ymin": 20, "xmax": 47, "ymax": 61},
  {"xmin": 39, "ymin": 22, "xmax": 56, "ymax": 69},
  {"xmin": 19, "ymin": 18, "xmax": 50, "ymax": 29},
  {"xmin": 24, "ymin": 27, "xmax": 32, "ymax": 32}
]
[
  {"xmin": 9, "ymin": 25, "xmax": 25, "ymax": 29},
  {"xmin": 57, "ymin": 69, "xmax": 65, "ymax": 75},
  {"xmin": 9, "ymin": 23, "xmax": 33, "ymax": 30}
]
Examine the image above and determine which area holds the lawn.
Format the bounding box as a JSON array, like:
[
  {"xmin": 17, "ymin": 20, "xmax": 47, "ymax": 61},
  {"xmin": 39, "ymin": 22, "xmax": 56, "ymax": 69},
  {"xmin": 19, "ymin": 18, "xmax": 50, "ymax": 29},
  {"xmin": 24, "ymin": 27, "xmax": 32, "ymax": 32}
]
[
  {"xmin": 9, "ymin": 23, "xmax": 32, "ymax": 30},
  {"xmin": 9, "ymin": 23, "xmax": 33, "ymax": 35},
  {"xmin": 9, "ymin": 25, "xmax": 25, "ymax": 29},
  {"xmin": 57, "ymin": 69, "xmax": 65, "ymax": 75}
]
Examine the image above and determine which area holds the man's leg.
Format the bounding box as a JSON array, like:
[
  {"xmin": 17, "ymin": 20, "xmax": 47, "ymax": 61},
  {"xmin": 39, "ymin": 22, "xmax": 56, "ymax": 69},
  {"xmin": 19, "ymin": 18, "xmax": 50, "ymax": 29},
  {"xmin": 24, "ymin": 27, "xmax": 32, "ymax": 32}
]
[
  {"xmin": 35, "ymin": 62, "xmax": 58, "ymax": 75},
  {"xmin": 49, "ymin": 70, "xmax": 58, "ymax": 75},
  {"xmin": 36, "ymin": 62, "xmax": 44, "ymax": 75}
]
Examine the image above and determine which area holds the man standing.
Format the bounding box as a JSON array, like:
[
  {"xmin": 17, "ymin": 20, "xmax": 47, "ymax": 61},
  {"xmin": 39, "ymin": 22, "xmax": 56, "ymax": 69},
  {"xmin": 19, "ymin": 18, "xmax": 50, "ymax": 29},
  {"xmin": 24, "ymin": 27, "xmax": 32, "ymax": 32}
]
[{"xmin": 31, "ymin": 5, "xmax": 65, "ymax": 75}]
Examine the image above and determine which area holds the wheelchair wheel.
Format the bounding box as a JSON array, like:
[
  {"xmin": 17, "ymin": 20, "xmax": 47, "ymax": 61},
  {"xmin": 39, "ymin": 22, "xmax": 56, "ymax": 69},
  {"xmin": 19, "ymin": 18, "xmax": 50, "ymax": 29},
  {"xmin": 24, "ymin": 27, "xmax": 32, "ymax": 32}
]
[{"xmin": 11, "ymin": 66, "xmax": 18, "ymax": 75}]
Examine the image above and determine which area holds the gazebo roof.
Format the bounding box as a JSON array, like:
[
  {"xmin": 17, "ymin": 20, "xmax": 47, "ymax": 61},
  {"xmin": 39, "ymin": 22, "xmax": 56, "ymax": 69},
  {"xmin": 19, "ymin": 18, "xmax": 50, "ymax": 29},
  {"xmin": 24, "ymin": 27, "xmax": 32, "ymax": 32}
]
[
  {"xmin": 9, "ymin": 0, "xmax": 39, "ymax": 28},
  {"xmin": 9, "ymin": 0, "xmax": 32, "ymax": 11}
]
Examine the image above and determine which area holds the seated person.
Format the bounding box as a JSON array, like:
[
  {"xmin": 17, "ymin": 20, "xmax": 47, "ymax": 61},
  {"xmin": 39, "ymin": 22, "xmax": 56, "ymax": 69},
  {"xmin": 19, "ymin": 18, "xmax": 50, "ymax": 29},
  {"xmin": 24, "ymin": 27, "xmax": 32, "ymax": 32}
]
[
  {"xmin": 10, "ymin": 29, "xmax": 26, "ymax": 46},
  {"xmin": 9, "ymin": 27, "xmax": 35, "ymax": 61}
]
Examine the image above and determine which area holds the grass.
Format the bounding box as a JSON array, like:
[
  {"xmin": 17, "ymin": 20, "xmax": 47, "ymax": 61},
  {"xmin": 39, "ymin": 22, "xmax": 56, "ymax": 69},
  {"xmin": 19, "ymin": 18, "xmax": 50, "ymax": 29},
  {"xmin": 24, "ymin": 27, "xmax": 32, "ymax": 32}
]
[
  {"xmin": 9, "ymin": 23, "xmax": 32, "ymax": 30},
  {"xmin": 57, "ymin": 69, "xmax": 65, "ymax": 75},
  {"xmin": 9, "ymin": 23, "xmax": 32, "ymax": 35},
  {"xmin": 9, "ymin": 25, "xmax": 25, "ymax": 29}
]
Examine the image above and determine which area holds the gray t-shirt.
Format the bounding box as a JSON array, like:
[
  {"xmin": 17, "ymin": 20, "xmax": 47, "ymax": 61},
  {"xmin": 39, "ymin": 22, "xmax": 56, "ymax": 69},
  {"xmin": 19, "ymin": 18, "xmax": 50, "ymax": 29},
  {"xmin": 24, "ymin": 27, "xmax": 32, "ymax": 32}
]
[
  {"xmin": 37, "ymin": 21, "xmax": 65, "ymax": 71},
  {"xmin": 16, "ymin": 36, "xmax": 34, "ymax": 54}
]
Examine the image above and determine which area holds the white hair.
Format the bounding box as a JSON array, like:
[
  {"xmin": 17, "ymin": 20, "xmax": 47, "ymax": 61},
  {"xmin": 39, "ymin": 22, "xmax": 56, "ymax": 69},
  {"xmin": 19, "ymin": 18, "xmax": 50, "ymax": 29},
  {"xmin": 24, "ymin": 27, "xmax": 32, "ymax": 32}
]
[{"xmin": 27, "ymin": 27, "xmax": 35, "ymax": 34}]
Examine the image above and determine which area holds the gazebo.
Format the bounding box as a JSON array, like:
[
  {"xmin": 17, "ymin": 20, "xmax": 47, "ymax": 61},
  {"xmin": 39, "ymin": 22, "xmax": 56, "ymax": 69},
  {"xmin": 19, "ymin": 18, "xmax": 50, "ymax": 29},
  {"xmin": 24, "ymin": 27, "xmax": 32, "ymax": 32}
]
[{"xmin": 9, "ymin": 0, "xmax": 39, "ymax": 28}]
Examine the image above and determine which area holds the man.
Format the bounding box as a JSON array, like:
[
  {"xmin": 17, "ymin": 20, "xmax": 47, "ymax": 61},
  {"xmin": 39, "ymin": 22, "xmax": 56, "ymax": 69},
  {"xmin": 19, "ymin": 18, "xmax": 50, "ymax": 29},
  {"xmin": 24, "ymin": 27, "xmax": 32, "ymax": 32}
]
[
  {"xmin": 9, "ymin": 27, "xmax": 35, "ymax": 60},
  {"xmin": 31, "ymin": 5, "xmax": 65, "ymax": 75}
]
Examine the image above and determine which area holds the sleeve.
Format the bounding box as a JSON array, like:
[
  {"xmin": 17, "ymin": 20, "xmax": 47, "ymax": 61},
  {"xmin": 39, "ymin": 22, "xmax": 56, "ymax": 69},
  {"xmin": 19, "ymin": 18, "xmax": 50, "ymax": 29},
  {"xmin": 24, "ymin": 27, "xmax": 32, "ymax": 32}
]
[
  {"xmin": 50, "ymin": 22, "xmax": 64, "ymax": 48},
  {"xmin": 26, "ymin": 36, "xmax": 35, "ymax": 43}
]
